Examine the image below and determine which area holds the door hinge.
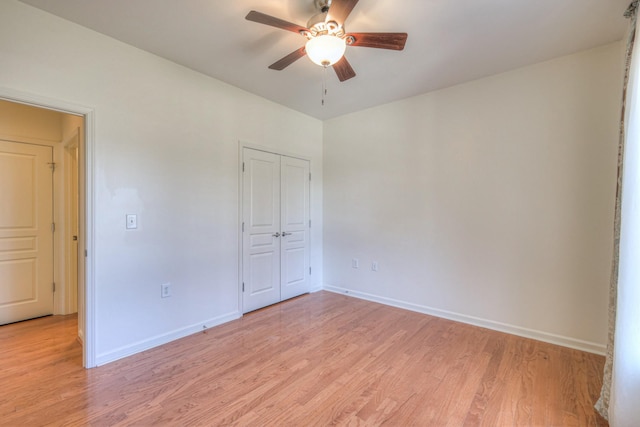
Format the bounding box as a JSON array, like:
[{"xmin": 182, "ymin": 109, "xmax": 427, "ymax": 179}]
[
  {"xmin": 242, "ymin": 222, "xmax": 245, "ymax": 232},
  {"xmin": 85, "ymin": 250, "xmax": 88, "ymax": 257},
  {"xmin": 242, "ymin": 282, "xmax": 245, "ymax": 292},
  {"xmin": 52, "ymin": 282, "xmax": 56, "ymax": 292},
  {"xmin": 309, "ymin": 219, "xmax": 311, "ymax": 228},
  {"xmin": 309, "ymin": 267, "xmax": 312, "ymax": 275},
  {"xmin": 48, "ymin": 162, "xmax": 56, "ymax": 172},
  {"xmin": 242, "ymin": 162, "xmax": 245, "ymax": 172},
  {"xmin": 51, "ymin": 223, "xmax": 56, "ymax": 233},
  {"xmin": 309, "ymin": 172, "xmax": 311, "ymax": 181}
]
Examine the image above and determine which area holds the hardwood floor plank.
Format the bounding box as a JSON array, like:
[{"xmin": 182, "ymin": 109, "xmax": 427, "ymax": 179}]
[
  {"xmin": 462, "ymin": 334, "xmax": 506, "ymax": 425},
  {"xmin": 0, "ymin": 291, "xmax": 607, "ymax": 426}
]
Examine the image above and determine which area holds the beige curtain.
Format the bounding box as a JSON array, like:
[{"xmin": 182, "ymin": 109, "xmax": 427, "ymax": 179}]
[{"xmin": 595, "ymin": 0, "xmax": 638, "ymax": 419}]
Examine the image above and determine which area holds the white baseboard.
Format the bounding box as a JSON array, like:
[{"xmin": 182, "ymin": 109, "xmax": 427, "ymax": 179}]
[
  {"xmin": 96, "ymin": 311, "xmax": 242, "ymax": 366},
  {"xmin": 323, "ymin": 285, "xmax": 605, "ymax": 355}
]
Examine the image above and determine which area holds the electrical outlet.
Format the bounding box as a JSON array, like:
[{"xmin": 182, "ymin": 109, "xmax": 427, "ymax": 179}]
[
  {"xmin": 372, "ymin": 262, "xmax": 379, "ymax": 272},
  {"xmin": 161, "ymin": 283, "xmax": 171, "ymax": 298},
  {"xmin": 126, "ymin": 214, "xmax": 137, "ymax": 229},
  {"xmin": 352, "ymin": 258, "xmax": 359, "ymax": 269}
]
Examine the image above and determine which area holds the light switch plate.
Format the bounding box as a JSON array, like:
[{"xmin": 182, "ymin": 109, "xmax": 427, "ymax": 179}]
[
  {"xmin": 161, "ymin": 283, "xmax": 171, "ymax": 298},
  {"xmin": 126, "ymin": 214, "xmax": 137, "ymax": 229}
]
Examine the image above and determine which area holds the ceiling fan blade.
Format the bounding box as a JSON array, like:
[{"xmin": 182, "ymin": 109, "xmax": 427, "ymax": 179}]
[
  {"xmin": 245, "ymin": 11, "xmax": 308, "ymax": 34},
  {"xmin": 268, "ymin": 47, "xmax": 307, "ymax": 70},
  {"xmin": 346, "ymin": 32, "xmax": 408, "ymax": 50},
  {"xmin": 332, "ymin": 56, "xmax": 356, "ymax": 82},
  {"xmin": 326, "ymin": 0, "xmax": 359, "ymax": 25}
]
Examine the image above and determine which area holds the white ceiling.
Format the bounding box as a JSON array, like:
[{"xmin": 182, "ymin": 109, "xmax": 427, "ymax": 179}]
[{"xmin": 19, "ymin": 0, "xmax": 631, "ymax": 120}]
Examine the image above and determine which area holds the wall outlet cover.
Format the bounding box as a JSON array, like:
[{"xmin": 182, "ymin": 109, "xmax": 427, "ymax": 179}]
[{"xmin": 126, "ymin": 214, "xmax": 137, "ymax": 229}]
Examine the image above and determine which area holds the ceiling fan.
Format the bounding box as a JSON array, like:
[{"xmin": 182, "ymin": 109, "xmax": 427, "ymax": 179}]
[{"xmin": 245, "ymin": 0, "xmax": 408, "ymax": 82}]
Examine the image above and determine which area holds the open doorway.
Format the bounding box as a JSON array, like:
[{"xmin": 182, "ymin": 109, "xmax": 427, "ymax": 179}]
[{"xmin": 0, "ymin": 93, "xmax": 94, "ymax": 367}]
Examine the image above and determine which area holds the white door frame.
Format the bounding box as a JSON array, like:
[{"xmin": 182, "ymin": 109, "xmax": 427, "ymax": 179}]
[
  {"xmin": 63, "ymin": 130, "xmax": 79, "ymax": 316},
  {"xmin": 0, "ymin": 87, "xmax": 96, "ymax": 368},
  {"xmin": 237, "ymin": 141, "xmax": 311, "ymax": 315}
]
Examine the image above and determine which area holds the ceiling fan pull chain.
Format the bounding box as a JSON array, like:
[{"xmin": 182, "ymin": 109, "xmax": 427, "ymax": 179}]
[{"xmin": 322, "ymin": 65, "xmax": 328, "ymax": 106}]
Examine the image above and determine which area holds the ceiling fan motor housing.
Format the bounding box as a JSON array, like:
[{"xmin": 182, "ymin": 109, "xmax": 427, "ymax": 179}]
[
  {"xmin": 306, "ymin": 13, "xmax": 344, "ymax": 38},
  {"xmin": 306, "ymin": 0, "xmax": 344, "ymax": 38},
  {"xmin": 314, "ymin": 0, "xmax": 331, "ymax": 13}
]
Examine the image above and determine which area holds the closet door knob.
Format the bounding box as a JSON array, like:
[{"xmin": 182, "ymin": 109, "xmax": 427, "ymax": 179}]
[
  {"xmin": 282, "ymin": 231, "xmax": 292, "ymax": 236},
  {"xmin": 273, "ymin": 232, "xmax": 281, "ymax": 237}
]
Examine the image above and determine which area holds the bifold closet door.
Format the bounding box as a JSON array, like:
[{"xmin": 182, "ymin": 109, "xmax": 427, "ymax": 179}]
[{"xmin": 242, "ymin": 148, "xmax": 310, "ymax": 313}]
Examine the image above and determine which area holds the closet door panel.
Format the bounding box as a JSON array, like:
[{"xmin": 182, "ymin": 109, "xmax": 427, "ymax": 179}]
[
  {"xmin": 280, "ymin": 156, "xmax": 310, "ymax": 301},
  {"xmin": 242, "ymin": 149, "xmax": 281, "ymax": 313}
]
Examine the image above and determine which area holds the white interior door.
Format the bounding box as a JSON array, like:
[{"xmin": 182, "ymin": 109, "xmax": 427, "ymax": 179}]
[
  {"xmin": 280, "ymin": 156, "xmax": 310, "ymax": 300},
  {"xmin": 242, "ymin": 148, "xmax": 310, "ymax": 313},
  {"xmin": 0, "ymin": 140, "xmax": 54, "ymax": 325},
  {"xmin": 242, "ymin": 149, "xmax": 281, "ymax": 313}
]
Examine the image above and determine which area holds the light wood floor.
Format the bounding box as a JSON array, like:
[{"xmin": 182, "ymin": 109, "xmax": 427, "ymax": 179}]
[{"xmin": 1, "ymin": 291, "xmax": 608, "ymax": 426}]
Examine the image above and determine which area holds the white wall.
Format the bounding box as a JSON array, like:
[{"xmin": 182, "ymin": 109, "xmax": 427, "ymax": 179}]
[
  {"xmin": 0, "ymin": 0, "xmax": 323, "ymax": 364},
  {"xmin": 323, "ymin": 42, "xmax": 623, "ymax": 352}
]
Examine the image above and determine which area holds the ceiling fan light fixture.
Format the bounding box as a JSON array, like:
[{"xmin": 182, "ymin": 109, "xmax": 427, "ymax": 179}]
[{"xmin": 305, "ymin": 35, "xmax": 346, "ymax": 67}]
